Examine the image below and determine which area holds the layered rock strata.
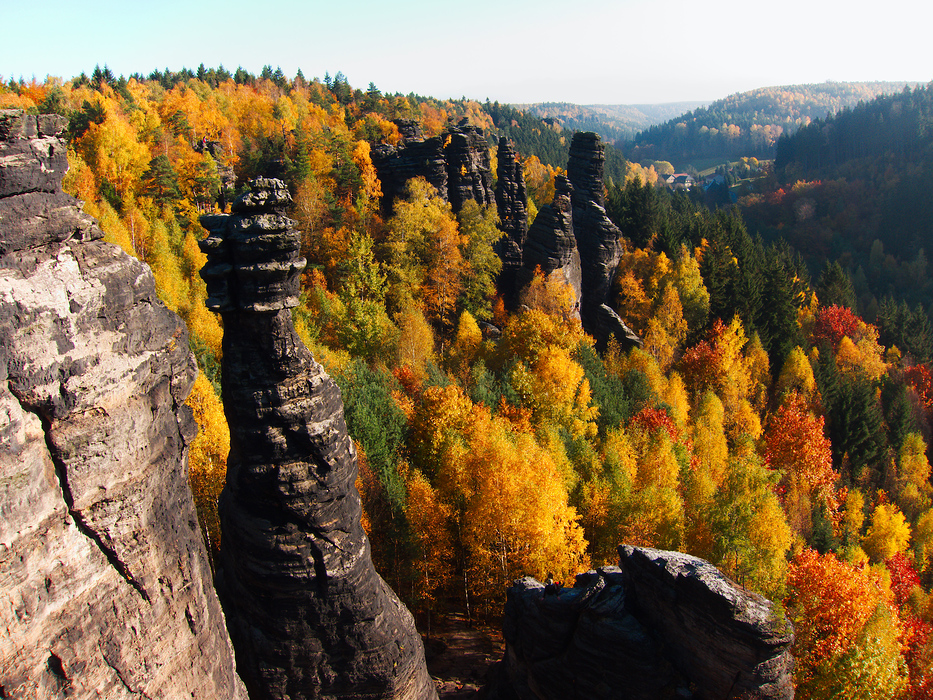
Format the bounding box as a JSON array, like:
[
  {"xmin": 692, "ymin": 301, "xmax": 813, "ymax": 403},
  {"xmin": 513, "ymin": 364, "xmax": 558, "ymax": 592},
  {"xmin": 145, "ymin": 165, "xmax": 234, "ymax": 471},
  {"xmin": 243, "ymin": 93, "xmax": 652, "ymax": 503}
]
[
  {"xmin": 372, "ymin": 118, "xmax": 494, "ymax": 215},
  {"xmin": 0, "ymin": 109, "xmax": 247, "ymax": 698},
  {"xmin": 372, "ymin": 121, "xmax": 448, "ymax": 209},
  {"xmin": 517, "ymin": 175, "xmax": 581, "ymax": 312},
  {"xmin": 494, "ymin": 137, "xmax": 528, "ymax": 308},
  {"xmin": 488, "ymin": 545, "xmax": 794, "ymax": 700},
  {"xmin": 199, "ymin": 178, "xmax": 437, "ymax": 699},
  {"xmin": 566, "ymin": 132, "xmax": 640, "ymax": 348},
  {"xmin": 445, "ymin": 120, "xmax": 494, "ymax": 213}
]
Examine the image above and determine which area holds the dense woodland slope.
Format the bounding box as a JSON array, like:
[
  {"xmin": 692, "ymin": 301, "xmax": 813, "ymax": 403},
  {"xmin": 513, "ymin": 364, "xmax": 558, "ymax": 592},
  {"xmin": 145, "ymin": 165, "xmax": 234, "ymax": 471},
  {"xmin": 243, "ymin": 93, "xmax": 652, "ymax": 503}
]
[
  {"xmin": 624, "ymin": 81, "xmax": 919, "ymax": 167},
  {"xmin": 3, "ymin": 66, "xmax": 933, "ymax": 698},
  {"xmin": 510, "ymin": 101, "xmax": 706, "ymax": 144},
  {"xmin": 738, "ymin": 83, "xmax": 933, "ymax": 361}
]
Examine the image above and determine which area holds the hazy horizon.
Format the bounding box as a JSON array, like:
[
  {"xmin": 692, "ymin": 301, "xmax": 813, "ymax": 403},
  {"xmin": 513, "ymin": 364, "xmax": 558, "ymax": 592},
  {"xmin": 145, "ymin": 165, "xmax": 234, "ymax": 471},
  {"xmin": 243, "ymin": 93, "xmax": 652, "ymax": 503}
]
[{"xmin": 2, "ymin": 0, "xmax": 929, "ymax": 106}]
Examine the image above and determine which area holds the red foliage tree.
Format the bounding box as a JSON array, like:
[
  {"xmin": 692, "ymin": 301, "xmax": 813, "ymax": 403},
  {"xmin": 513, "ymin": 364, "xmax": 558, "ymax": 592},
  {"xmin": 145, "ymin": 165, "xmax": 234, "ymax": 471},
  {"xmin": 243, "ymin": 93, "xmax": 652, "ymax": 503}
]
[
  {"xmin": 811, "ymin": 304, "xmax": 861, "ymax": 350},
  {"xmin": 905, "ymin": 364, "xmax": 933, "ymax": 417}
]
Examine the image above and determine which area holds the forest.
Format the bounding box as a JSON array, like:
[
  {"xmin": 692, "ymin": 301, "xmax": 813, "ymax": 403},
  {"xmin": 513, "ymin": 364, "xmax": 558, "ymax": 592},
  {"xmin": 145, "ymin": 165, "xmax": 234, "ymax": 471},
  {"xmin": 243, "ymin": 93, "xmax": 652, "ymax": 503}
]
[
  {"xmin": 2, "ymin": 66, "xmax": 932, "ymax": 698},
  {"xmin": 624, "ymin": 81, "xmax": 920, "ymax": 166}
]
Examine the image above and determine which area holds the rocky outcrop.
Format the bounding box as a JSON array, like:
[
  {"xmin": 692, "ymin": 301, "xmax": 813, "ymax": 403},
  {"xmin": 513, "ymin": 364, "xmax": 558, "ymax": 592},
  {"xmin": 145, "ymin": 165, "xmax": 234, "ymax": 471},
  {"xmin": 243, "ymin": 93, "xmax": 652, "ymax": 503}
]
[
  {"xmin": 517, "ymin": 175, "xmax": 581, "ymax": 310},
  {"xmin": 0, "ymin": 109, "xmax": 247, "ymax": 698},
  {"xmin": 494, "ymin": 137, "xmax": 528, "ymax": 308},
  {"xmin": 372, "ymin": 120, "xmax": 448, "ymax": 209},
  {"xmin": 488, "ymin": 545, "xmax": 794, "ymax": 700},
  {"xmin": 567, "ymin": 132, "xmax": 639, "ymax": 348},
  {"xmin": 372, "ymin": 118, "xmax": 494, "ymax": 215},
  {"xmin": 445, "ymin": 120, "xmax": 494, "ymax": 213},
  {"xmin": 199, "ymin": 178, "xmax": 437, "ymax": 700}
]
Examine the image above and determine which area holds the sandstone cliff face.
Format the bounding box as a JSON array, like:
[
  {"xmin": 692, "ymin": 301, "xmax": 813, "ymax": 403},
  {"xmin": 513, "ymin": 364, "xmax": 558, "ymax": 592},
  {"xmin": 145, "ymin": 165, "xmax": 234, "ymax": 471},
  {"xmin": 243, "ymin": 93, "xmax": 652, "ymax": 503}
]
[
  {"xmin": 372, "ymin": 120, "xmax": 448, "ymax": 210},
  {"xmin": 494, "ymin": 137, "xmax": 528, "ymax": 309},
  {"xmin": 200, "ymin": 178, "xmax": 437, "ymax": 700},
  {"xmin": 445, "ymin": 121, "xmax": 494, "ymax": 213},
  {"xmin": 488, "ymin": 545, "xmax": 794, "ymax": 700},
  {"xmin": 0, "ymin": 109, "xmax": 246, "ymax": 698}
]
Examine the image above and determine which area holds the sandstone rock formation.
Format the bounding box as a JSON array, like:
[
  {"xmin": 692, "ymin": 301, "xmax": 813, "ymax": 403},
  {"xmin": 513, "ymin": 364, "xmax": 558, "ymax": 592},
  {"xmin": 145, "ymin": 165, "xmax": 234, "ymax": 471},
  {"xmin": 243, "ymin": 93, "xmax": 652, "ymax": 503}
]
[
  {"xmin": 199, "ymin": 178, "xmax": 437, "ymax": 700},
  {"xmin": 566, "ymin": 132, "xmax": 640, "ymax": 349},
  {"xmin": 517, "ymin": 175, "xmax": 581, "ymax": 311},
  {"xmin": 372, "ymin": 120, "xmax": 448, "ymax": 210},
  {"xmin": 372, "ymin": 118, "xmax": 494, "ymax": 215},
  {"xmin": 0, "ymin": 109, "xmax": 247, "ymax": 698},
  {"xmin": 488, "ymin": 545, "xmax": 794, "ymax": 700},
  {"xmin": 494, "ymin": 137, "xmax": 528, "ymax": 308},
  {"xmin": 445, "ymin": 120, "xmax": 494, "ymax": 213}
]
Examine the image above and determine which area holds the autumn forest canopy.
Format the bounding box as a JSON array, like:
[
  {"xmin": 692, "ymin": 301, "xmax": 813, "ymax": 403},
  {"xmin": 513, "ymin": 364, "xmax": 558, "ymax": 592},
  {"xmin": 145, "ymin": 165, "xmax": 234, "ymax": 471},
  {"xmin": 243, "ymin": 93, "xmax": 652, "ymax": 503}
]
[{"xmin": 4, "ymin": 65, "xmax": 933, "ymax": 697}]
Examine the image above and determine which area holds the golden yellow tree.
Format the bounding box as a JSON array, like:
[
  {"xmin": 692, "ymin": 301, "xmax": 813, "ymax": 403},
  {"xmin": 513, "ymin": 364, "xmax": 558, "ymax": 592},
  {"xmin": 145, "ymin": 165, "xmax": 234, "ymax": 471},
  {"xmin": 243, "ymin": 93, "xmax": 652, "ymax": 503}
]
[{"xmin": 186, "ymin": 372, "xmax": 230, "ymax": 560}]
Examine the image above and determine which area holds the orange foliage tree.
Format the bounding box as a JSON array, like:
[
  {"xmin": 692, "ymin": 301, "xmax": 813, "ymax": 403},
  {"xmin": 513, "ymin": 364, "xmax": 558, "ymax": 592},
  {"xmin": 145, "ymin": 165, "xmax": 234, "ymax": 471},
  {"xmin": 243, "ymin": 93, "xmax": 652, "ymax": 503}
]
[{"xmin": 764, "ymin": 393, "xmax": 839, "ymax": 538}]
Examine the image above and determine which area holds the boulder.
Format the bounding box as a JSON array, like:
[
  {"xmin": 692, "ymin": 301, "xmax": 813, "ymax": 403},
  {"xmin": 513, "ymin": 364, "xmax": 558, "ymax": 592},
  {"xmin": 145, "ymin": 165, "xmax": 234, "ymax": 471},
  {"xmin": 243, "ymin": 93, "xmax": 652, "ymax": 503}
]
[
  {"xmin": 0, "ymin": 109, "xmax": 247, "ymax": 699},
  {"xmin": 487, "ymin": 546, "xmax": 794, "ymax": 700}
]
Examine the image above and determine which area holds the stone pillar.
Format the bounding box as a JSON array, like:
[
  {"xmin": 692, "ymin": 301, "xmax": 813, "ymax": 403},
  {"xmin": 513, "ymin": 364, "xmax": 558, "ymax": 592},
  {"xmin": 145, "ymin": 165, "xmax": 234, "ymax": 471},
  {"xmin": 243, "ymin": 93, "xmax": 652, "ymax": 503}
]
[
  {"xmin": 494, "ymin": 137, "xmax": 528, "ymax": 309},
  {"xmin": 567, "ymin": 132, "xmax": 640, "ymax": 349},
  {"xmin": 200, "ymin": 178, "xmax": 436, "ymax": 699}
]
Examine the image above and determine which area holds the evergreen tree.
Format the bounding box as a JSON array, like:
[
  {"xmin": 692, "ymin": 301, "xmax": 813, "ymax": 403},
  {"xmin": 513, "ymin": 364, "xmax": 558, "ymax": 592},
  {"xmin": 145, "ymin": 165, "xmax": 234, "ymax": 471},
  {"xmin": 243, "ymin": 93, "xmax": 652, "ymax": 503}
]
[
  {"xmin": 140, "ymin": 154, "xmax": 181, "ymax": 207},
  {"xmin": 817, "ymin": 261, "xmax": 857, "ymax": 311}
]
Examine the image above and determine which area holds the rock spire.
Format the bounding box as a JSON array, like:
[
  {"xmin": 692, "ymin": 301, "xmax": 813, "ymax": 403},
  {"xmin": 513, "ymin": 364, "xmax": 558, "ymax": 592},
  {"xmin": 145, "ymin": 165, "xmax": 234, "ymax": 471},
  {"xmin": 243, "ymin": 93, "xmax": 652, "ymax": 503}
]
[
  {"xmin": 199, "ymin": 178, "xmax": 437, "ymax": 700},
  {"xmin": 518, "ymin": 174, "xmax": 582, "ymax": 310},
  {"xmin": 567, "ymin": 132, "xmax": 640, "ymax": 348},
  {"xmin": 494, "ymin": 137, "xmax": 528, "ymax": 308}
]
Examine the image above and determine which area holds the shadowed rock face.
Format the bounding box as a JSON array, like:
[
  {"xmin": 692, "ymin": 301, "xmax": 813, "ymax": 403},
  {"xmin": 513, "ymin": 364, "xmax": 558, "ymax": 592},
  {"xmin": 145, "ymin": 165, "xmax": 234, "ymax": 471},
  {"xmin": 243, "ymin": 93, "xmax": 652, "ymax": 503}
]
[
  {"xmin": 372, "ymin": 119, "xmax": 494, "ymax": 215},
  {"xmin": 0, "ymin": 109, "xmax": 247, "ymax": 699},
  {"xmin": 567, "ymin": 132, "xmax": 639, "ymax": 349},
  {"xmin": 487, "ymin": 546, "xmax": 794, "ymax": 700},
  {"xmin": 494, "ymin": 137, "xmax": 528, "ymax": 309},
  {"xmin": 372, "ymin": 121, "xmax": 448, "ymax": 210},
  {"xmin": 518, "ymin": 175, "xmax": 581, "ymax": 311},
  {"xmin": 445, "ymin": 121, "xmax": 495, "ymax": 213},
  {"xmin": 199, "ymin": 178, "xmax": 437, "ymax": 700}
]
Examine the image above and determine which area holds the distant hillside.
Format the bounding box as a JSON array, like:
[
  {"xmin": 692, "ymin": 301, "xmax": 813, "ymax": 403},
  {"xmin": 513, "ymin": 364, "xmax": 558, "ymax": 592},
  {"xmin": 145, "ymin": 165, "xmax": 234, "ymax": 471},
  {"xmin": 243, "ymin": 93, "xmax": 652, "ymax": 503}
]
[
  {"xmin": 740, "ymin": 83, "xmax": 933, "ymax": 327},
  {"xmin": 624, "ymin": 81, "xmax": 920, "ymax": 168},
  {"xmin": 511, "ymin": 101, "xmax": 706, "ymax": 144}
]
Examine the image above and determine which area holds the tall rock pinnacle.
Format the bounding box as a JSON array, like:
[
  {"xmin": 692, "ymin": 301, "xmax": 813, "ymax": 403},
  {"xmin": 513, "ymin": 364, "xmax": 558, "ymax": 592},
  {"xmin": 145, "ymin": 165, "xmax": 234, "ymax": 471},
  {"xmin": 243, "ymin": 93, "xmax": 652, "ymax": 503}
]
[
  {"xmin": 494, "ymin": 137, "xmax": 528, "ymax": 308},
  {"xmin": 199, "ymin": 178, "xmax": 437, "ymax": 699},
  {"xmin": 518, "ymin": 174, "xmax": 582, "ymax": 311},
  {"xmin": 567, "ymin": 132, "xmax": 640, "ymax": 348}
]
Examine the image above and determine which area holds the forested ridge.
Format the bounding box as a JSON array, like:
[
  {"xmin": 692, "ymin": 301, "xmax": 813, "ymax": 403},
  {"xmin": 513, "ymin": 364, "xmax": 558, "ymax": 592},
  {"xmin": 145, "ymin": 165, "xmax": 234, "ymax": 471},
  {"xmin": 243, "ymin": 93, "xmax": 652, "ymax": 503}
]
[
  {"xmin": 3, "ymin": 66, "xmax": 933, "ymax": 698},
  {"xmin": 738, "ymin": 83, "xmax": 933, "ymax": 366},
  {"xmin": 624, "ymin": 81, "xmax": 920, "ymax": 166}
]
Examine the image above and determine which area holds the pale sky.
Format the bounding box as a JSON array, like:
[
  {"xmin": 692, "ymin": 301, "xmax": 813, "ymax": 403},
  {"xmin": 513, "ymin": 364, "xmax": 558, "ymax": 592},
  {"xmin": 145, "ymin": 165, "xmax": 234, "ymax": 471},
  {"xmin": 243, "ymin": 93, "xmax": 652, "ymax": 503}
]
[{"xmin": 2, "ymin": 0, "xmax": 929, "ymax": 105}]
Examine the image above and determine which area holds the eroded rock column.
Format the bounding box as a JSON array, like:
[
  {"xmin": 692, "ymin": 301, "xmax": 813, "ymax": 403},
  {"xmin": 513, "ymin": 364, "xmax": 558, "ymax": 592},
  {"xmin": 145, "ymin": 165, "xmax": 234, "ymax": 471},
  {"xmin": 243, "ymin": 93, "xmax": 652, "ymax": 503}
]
[
  {"xmin": 567, "ymin": 132, "xmax": 640, "ymax": 348},
  {"xmin": 494, "ymin": 137, "xmax": 528, "ymax": 309},
  {"xmin": 200, "ymin": 178, "xmax": 436, "ymax": 699}
]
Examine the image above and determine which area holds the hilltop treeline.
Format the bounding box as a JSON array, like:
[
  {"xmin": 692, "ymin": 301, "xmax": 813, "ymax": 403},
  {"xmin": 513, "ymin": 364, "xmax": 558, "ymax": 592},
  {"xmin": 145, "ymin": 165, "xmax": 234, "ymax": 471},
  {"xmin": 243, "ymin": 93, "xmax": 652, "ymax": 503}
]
[
  {"xmin": 625, "ymin": 81, "xmax": 917, "ymax": 166},
  {"xmin": 739, "ymin": 83, "xmax": 933, "ymax": 350},
  {"xmin": 3, "ymin": 67, "xmax": 933, "ymax": 697}
]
